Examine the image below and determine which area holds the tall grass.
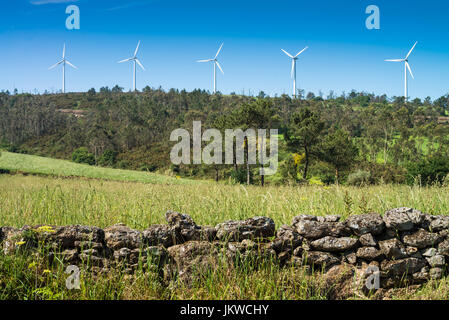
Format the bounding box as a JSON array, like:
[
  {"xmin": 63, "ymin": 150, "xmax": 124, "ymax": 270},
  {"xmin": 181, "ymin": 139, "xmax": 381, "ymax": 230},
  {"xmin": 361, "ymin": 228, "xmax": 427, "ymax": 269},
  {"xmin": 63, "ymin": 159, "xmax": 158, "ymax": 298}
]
[{"xmin": 1, "ymin": 175, "xmax": 448, "ymax": 229}]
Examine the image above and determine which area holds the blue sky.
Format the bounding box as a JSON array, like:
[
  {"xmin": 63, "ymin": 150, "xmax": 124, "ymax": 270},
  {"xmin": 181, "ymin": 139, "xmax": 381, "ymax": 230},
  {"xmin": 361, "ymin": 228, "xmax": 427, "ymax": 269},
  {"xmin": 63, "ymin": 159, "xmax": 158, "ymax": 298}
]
[{"xmin": 0, "ymin": 0, "xmax": 448, "ymax": 99}]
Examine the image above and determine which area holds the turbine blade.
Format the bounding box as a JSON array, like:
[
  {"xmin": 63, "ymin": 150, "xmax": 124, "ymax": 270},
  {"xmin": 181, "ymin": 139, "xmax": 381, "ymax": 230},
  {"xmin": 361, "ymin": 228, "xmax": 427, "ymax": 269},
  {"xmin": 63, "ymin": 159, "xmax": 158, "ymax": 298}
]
[
  {"xmin": 216, "ymin": 61, "xmax": 224, "ymax": 74},
  {"xmin": 406, "ymin": 62, "xmax": 414, "ymax": 79},
  {"xmin": 134, "ymin": 41, "xmax": 141, "ymax": 57},
  {"xmin": 118, "ymin": 58, "xmax": 132, "ymax": 63},
  {"xmin": 197, "ymin": 59, "xmax": 213, "ymax": 63},
  {"xmin": 136, "ymin": 58, "xmax": 145, "ymax": 71},
  {"xmin": 294, "ymin": 46, "xmax": 308, "ymax": 58},
  {"xmin": 214, "ymin": 43, "xmax": 224, "ymax": 59},
  {"xmin": 281, "ymin": 49, "xmax": 294, "ymax": 58},
  {"xmin": 66, "ymin": 60, "xmax": 77, "ymax": 69},
  {"xmin": 63, "ymin": 43, "xmax": 66, "ymax": 59},
  {"xmin": 406, "ymin": 41, "xmax": 418, "ymax": 59},
  {"xmin": 48, "ymin": 60, "xmax": 63, "ymax": 70},
  {"xmin": 385, "ymin": 59, "xmax": 404, "ymax": 62}
]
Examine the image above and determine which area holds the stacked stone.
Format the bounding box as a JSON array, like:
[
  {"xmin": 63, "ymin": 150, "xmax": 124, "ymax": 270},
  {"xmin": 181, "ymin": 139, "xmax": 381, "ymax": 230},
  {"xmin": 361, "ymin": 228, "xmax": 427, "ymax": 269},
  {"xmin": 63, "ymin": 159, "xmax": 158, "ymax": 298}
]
[{"xmin": 1, "ymin": 207, "xmax": 449, "ymax": 287}]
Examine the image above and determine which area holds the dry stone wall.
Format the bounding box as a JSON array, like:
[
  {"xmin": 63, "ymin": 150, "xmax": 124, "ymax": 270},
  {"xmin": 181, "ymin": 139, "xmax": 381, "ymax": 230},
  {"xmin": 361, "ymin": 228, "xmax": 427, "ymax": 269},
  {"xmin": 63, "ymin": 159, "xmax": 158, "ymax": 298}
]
[{"xmin": 1, "ymin": 207, "xmax": 449, "ymax": 291}]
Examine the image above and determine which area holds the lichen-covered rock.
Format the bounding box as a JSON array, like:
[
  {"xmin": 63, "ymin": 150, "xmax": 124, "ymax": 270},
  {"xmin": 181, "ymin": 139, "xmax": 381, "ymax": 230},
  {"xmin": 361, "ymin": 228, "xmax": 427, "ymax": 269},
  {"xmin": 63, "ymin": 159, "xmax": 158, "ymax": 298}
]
[
  {"xmin": 381, "ymin": 257, "xmax": 427, "ymax": 277},
  {"xmin": 430, "ymin": 267, "xmax": 444, "ymax": 280},
  {"xmin": 317, "ymin": 215, "xmax": 341, "ymax": 223},
  {"xmin": 142, "ymin": 225, "xmax": 175, "ymax": 248},
  {"xmin": 270, "ymin": 225, "xmax": 302, "ymax": 253},
  {"xmin": 359, "ymin": 233, "xmax": 377, "ymax": 247},
  {"xmin": 292, "ymin": 215, "xmax": 317, "ymax": 224},
  {"xmin": 104, "ymin": 224, "xmax": 141, "ymax": 250},
  {"xmin": 429, "ymin": 216, "xmax": 449, "ymax": 232},
  {"xmin": 310, "ymin": 236, "xmax": 359, "ymax": 252},
  {"xmin": 345, "ymin": 213, "xmax": 385, "ymax": 236},
  {"xmin": 166, "ymin": 241, "xmax": 221, "ymax": 282},
  {"xmin": 438, "ymin": 238, "xmax": 449, "ymax": 256},
  {"xmin": 53, "ymin": 225, "xmax": 105, "ymax": 249},
  {"xmin": 303, "ymin": 251, "xmax": 340, "ymax": 268},
  {"xmin": 422, "ymin": 248, "xmax": 437, "ymax": 257},
  {"xmin": 165, "ymin": 210, "xmax": 202, "ymax": 243},
  {"xmin": 378, "ymin": 238, "xmax": 408, "ymax": 259},
  {"xmin": 215, "ymin": 217, "xmax": 275, "ymax": 242},
  {"xmin": 426, "ymin": 255, "xmax": 445, "ymax": 267},
  {"xmin": 383, "ymin": 208, "xmax": 426, "ymax": 231},
  {"xmin": 293, "ymin": 220, "xmax": 350, "ymax": 240},
  {"xmin": 356, "ymin": 247, "xmax": 384, "ymax": 261},
  {"xmin": 402, "ymin": 229, "xmax": 442, "ymax": 249}
]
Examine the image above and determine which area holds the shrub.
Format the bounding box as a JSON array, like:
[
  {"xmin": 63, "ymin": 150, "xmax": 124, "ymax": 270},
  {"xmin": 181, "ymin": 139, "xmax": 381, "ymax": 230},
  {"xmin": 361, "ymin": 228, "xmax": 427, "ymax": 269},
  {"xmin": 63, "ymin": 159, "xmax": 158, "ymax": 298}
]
[
  {"xmin": 230, "ymin": 169, "xmax": 253, "ymax": 184},
  {"xmin": 98, "ymin": 150, "xmax": 117, "ymax": 167},
  {"xmin": 117, "ymin": 160, "xmax": 130, "ymax": 169},
  {"xmin": 347, "ymin": 170, "xmax": 371, "ymax": 186},
  {"xmin": 71, "ymin": 147, "xmax": 95, "ymax": 165},
  {"xmin": 406, "ymin": 156, "xmax": 449, "ymax": 186}
]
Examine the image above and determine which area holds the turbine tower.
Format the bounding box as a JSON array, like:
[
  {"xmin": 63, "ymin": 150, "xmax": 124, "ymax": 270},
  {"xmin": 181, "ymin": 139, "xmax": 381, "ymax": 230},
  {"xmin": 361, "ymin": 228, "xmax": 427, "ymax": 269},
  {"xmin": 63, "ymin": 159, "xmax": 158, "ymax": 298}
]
[
  {"xmin": 281, "ymin": 47, "xmax": 308, "ymax": 98},
  {"xmin": 385, "ymin": 41, "xmax": 418, "ymax": 102},
  {"xmin": 197, "ymin": 43, "xmax": 224, "ymax": 94},
  {"xmin": 49, "ymin": 43, "xmax": 77, "ymax": 94},
  {"xmin": 118, "ymin": 41, "xmax": 145, "ymax": 91}
]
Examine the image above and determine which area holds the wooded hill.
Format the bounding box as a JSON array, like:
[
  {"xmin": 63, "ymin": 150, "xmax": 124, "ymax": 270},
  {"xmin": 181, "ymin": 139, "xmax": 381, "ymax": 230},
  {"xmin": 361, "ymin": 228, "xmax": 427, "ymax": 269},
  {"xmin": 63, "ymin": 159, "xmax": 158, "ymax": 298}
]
[{"xmin": 1, "ymin": 87, "xmax": 449, "ymax": 186}]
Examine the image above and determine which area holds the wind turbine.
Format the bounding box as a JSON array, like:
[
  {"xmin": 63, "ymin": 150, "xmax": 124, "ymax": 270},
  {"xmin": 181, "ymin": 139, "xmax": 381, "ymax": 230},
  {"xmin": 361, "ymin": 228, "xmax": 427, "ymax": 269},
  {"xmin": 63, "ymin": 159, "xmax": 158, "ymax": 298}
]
[
  {"xmin": 385, "ymin": 41, "xmax": 418, "ymax": 102},
  {"xmin": 49, "ymin": 43, "xmax": 77, "ymax": 94},
  {"xmin": 281, "ymin": 47, "xmax": 308, "ymax": 98},
  {"xmin": 118, "ymin": 41, "xmax": 145, "ymax": 91},
  {"xmin": 197, "ymin": 43, "xmax": 224, "ymax": 94}
]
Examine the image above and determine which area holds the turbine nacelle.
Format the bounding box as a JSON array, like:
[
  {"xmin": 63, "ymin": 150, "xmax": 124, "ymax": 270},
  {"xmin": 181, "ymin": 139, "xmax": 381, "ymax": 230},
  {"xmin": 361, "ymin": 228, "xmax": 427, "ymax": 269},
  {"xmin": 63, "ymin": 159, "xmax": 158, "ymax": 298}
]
[
  {"xmin": 196, "ymin": 43, "xmax": 224, "ymax": 94},
  {"xmin": 118, "ymin": 41, "xmax": 146, "ymax": 91},
  {"xmin": 48, "ymin": 43, "xmax": 77, "ymax": 93},
  {"xmin": 385, "ymin": 41, "xmax": 418, "ymax": 101},
  {"xmin": 281, "ymin": 46, "xmax": 308, "ymax": 97}
]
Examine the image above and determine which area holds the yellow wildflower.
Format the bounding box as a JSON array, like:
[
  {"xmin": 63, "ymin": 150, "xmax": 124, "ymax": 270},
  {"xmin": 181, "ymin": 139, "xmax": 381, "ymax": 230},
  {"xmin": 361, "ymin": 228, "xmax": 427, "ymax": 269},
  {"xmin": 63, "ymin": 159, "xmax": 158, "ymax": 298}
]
[
  {"xmin": 36, "ymin": 226, "xmax": 56, "ymax": 234},
  {"xmin": 15, "ymin": 241, "xmax": 26, "ymax": 246}
]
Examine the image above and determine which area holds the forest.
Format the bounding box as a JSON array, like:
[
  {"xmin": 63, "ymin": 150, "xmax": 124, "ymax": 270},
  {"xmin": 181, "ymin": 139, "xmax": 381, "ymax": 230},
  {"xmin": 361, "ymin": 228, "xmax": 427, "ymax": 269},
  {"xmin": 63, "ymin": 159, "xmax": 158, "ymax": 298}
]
[{"xmin": 1, "ymin": 87, "xmax": 449, "ymax": 186}]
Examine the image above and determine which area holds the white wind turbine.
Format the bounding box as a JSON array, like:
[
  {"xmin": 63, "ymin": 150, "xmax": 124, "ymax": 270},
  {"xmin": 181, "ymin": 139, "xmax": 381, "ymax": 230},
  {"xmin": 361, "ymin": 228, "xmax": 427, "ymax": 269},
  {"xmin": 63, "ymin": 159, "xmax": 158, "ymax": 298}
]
[
  {"xmin": 281, "ymin": 47, "xmax": 308, "ymax": 98},
  {"xmin": 118, "ymin": 41, "xmax": 145, "ymax": 91},
  {"xmin": 49, "ymin": 43, "xmax": 77, "ymax": 94},
  {"xmin": 197, "ymin": 43, "xmax": 224, "ymax": 94},
  {"xmin": 385, "ymin": 41, "xmax": 418, "ymax": 102}
]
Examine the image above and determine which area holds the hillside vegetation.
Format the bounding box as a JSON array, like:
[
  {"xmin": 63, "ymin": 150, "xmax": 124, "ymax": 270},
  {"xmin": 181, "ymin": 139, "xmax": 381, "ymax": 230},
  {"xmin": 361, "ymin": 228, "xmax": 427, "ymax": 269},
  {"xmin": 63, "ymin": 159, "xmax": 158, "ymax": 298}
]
[{"xmin": 1, "ymin": 88, "xmax": 449, "ymax": 186}]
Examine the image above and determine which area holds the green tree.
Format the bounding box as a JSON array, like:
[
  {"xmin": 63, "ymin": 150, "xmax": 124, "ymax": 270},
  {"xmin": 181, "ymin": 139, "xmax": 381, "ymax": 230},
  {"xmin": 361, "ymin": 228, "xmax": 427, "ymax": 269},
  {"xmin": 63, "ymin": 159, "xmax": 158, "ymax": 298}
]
[
  {"xmin": 285, "ymin": 108, "xmax": 324, "ymax": 179},
  {"xmin": 320, "ymin": 129, "xmax": 359, "ymax": 183}
]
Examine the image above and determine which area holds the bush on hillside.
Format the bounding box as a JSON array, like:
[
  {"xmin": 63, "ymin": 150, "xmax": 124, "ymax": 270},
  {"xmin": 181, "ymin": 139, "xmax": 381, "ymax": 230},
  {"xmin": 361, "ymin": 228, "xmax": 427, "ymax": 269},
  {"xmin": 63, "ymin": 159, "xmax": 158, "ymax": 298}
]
[
  {"xmin": 347, "ymin": 170, "xmax": 371, "ymax": 186},
  {"xmin": 406, "ymin": 156, "xmax": 449, "ymax": 186},
  {"xmin": 71, "ymin": 147, "xmax": 95, "ymax": 165},
  {"xmin": 98, "ymin": 150, "xmax": 117, "ymax": 167}
]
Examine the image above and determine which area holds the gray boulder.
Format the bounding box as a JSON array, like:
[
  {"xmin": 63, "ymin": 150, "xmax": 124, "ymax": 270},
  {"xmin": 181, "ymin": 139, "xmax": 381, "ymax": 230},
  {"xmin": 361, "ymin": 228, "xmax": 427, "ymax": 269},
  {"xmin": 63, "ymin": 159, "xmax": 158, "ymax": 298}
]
[
  {"xmin": 310, "ymin": 236, "xmax": 359, "ymax": 252},
  {"xmin": 381, "ymin": 257, "xmax": 427, "ymax": 276},
  {"xmin": 378, "ymin": 238, "xmax": 408, "ymax": 259},
  {"xmin": 383, "ymin": 207, "xmax": 426, "ymax": 231},
  {"xmin": 215, "ymin": 217, "xmax": 275, "ymax": 242},
  {"xmin": 345, "ymin": 213, "xmax": 385, "ymax": 236},
  {"xmin": 402, "ymin": 229, "xmax": 442, "ymax": 249},
  {"xmin": 356, "ymin": 247, "xmax": 384, "ymax": 261},
  {"xmin": 104, "ymin": 224, "xmax": 142, "ymax": 250}
]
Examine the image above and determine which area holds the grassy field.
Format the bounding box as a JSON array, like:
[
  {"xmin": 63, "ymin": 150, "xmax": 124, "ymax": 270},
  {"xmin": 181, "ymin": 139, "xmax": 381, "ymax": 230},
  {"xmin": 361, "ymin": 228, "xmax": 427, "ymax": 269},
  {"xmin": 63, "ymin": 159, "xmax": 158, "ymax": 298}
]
[
  {"xmin": 0, "ymin": 151, "xmax": 195, "ymax": 185},
  {"xmin": 1, "ymin": 174, "xmax": 449, "ymax": 229},
  {"xmin": 1, "ymin": 151, "xmax": 449, "ymax": 300}
]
